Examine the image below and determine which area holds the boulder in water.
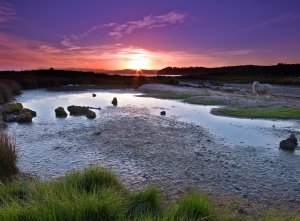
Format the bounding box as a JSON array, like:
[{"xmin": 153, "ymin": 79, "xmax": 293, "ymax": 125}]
[
  {"xmin": 2, "ymin": 103, "xmax": 23, "ymax": 114},
  {"xmin": 55, "ymin": 107, "xmax": 68, "ymax": 118},
  {"xmin": 15, "ymin": 112, "xmax": 33, "ymax": 123},
  {"xmin": 160, "ymin": 111, "xmax": 166, "ymax": 116},
  {"xmin": 2, "ymin": 114, "xmax": 16, "ymax": 122},
  {"xmin": 21, "ymin": 108, "xmax": 37, "ymax": 117},
  {"xmin": 112, "ymin": 97, "xmax": 118, "ymax": 106},
  {"xmin": 67, "ymin": 105, "xmax": 89, "ymax": 116},
  {"xmin": 86, "ymin": 110, "xmax": 96, "ymax": 119},
  {"xmin": 279, "ymin": 134, "xmax": 298, "ymax": 151}
]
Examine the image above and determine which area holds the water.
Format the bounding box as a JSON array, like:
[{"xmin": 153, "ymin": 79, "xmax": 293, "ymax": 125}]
[
  {"xmin": 13, "ymin": 89, "xmax": 299, "ymax": 148},
  {"xmin": 7, "ymin": 89, "xmax": 300, "ymax": 209}
]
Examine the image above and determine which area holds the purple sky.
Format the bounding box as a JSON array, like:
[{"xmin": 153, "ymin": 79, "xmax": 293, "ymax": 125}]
[{"xmin": 1, "ymin": 0, "xmax": 300, "ymax": 70}]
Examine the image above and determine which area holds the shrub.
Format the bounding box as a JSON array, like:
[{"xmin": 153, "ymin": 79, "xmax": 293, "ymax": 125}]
[{"xmin": 0, "ymin": 130, "xmax": 18, "ymax": 181}]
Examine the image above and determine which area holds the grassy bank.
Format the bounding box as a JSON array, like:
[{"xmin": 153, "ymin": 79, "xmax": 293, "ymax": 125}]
[
  {"xmin": 0, "ymin": 167, "xmax": 299, "ymax": 220},
  {"xmin": 0, "ymin": 81, "xmax": 22, "ymax": 104},
  {"xmin": 0, "ymin": 167, "xmax": 217, "ymax": 221},
  {"xmin": 0, "ymin": 130, "xmax": 18, "ymax": 181},
  {"xmin": 211, "ymin": 107, "xmax": 300, "ymax": 119}
]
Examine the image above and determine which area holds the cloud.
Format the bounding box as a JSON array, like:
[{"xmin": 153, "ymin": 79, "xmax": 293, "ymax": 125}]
[
  {"xmin": 105, "ymin": 11, "xmax": 186, "ymax": 38},
  {"xmin": 0, "ymin": 1, "xmax": 16, "ymax": 24},
  {"xmin": 0, "ymin": 32, "xmax": 256, "ymax": 71},
  {"xmin": 239, "ymin": 13, "xmax": 300, "ymax": 32}
]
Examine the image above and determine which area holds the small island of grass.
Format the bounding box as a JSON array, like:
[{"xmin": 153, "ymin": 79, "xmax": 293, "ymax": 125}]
[{"xmin": 211, "ymin": 107, "xmax": 300, "ymax": 119}]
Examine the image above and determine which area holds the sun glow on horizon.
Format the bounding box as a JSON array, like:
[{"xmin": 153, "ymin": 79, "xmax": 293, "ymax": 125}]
[{"xmin": 126, "ymin": 52, "xmax": 151, "ymax": 71}]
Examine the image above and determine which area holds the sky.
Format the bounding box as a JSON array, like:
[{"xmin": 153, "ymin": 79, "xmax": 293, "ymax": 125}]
[{"xmin": 0, "ymin": 0, "xmax": 300, "ymax": 70}]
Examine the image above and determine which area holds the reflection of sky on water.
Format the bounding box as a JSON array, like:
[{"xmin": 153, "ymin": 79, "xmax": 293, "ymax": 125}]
[{"xmin": 16, "ymin": 89, "xmax": 299, "ymax": 150}]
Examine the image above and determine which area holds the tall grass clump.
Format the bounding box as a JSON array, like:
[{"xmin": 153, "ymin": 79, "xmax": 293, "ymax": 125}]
[
  {"xmin": 0, "ymin": 130, "xmax": 18, "ymax": 181},
  {"xmin": 128, "ymin": 187, "xmax": 162, "ymax": 218},
  {"xmin": 169, "ymin": 190, "xmax": 216, "ymax": 221}
]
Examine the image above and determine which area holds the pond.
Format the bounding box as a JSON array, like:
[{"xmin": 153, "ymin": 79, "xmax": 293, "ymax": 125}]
[{"xmin": 7, "ymin": 89, "xmax": 300, "ymax": 209}]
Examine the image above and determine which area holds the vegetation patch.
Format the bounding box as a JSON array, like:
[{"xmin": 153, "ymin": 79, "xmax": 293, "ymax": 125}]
[
  {"xmin": 137, "ymin": 92, "xmax": 192, "ymax": 100},
  {"xmin": 0, "ymin": 166, "xmax": 299, "ymax": 220},
  {"xmin": 211, "ymin": 107, "xmax": 300, "ymax": 119},
  {"xmin": 184, "ymin": 98, "xmax": 225, "ymax": 106},
  {"xmin": 0, "ymin": 130, "xmax": 18, "ymax": 181}
]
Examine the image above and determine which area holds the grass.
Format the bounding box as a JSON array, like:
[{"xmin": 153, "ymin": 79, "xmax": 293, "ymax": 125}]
[
  {"xmin": 0, "ymin": 167, "xmax": 299, "ymax": 220},
  {"xmin": 0, "ymin": 81, "xmax": 22, "ymax": 104},
  {"xmin": 0, "ymin": 130, "xmax": 18, "ymax": 181},
  {"xmin": 211, "ymin": 107, "xmax": 300, "ymax": 119},
  {"xmin": 184, "ymin": 99, "xmax": 225, "ymax": 106},
  {"xmin": 0, "ymin": 167, "xmax": 216, "ymax": 221},
  {"xmin": 137, "ymin": 92, "xmax": 192, "ymax": 100},
  {"xmin": 139, "ymin": 92, "xmax": 226, "ymax": 106}
]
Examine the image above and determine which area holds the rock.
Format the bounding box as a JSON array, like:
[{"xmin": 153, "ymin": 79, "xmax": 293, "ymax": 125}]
[
  {"xmin": 160, "ymin": 111, "xmax": 166, "ymax": 116},
  {"xmin": 21, "ymin": 108, "xmax": 37, "ymax": 117},
  {"xmin": 15, "ymin": 112, "xmax": 33, "ymax": 123},
  {"xmin": 86, "ymin": 110, "xmax": 96, "ymax": 119},
  {"xmin": 279, "ymin": 134, "xmax": 298, "ymax": 151},
  {"xmin": 67, "ymin": 105, "xmax": 89, "ymax": 116},
  {"xmin": 112, "ymin": 97, "xmax": 118, "ymax": 106},
  {"xmin": 2, "ymin": 114, "xmax": 16, "ymax": 122},
  {"xmin": 55, "ymin": 107, "xmax": 68, "ymax": 118},
  {"xmin": 2, "ymin": 103, "xmax": 23, "ymax": 114},
  {"xmin": 92, "ymin": 94, "xmax": 96, "ymax": 97},
  {"xmin": 289, "ymin": 133, "xmax": 298, "ymax": 145}
]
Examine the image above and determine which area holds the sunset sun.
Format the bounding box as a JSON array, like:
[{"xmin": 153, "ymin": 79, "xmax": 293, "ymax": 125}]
[{"xmin": 127, "ymin": 54, "xmax": 151, "ymax": 70}]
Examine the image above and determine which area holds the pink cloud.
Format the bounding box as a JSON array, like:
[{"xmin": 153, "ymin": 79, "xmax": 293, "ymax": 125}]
[
  {"xmin": 105, "ymin": 11, "xmax": 186, "ymax": 38},
  {"xmin": 0, "ymin": 32, "xmax": 265, "ymax": 71}
]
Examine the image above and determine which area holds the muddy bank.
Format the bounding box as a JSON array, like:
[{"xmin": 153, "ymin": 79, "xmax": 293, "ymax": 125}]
[{"xmin": 138, "ymin": 83, "xmax": 300, "ymax": 108}]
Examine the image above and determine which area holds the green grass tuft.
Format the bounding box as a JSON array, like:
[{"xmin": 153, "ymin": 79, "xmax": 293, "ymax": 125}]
[
  {"xmin": 211, "ymin": 107, "xmax": 300, "ymax": 119},
  {"xmin": 128, "ymin": 187, "xmax": 162, "ymax": 218},
  {"xmin": 170, "ymin": 190, "xmax": 216, "ymax": 221}
]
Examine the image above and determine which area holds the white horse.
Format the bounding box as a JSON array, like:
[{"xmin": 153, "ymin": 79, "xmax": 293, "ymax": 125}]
[{"xmin": 252, "ymin": 81, "xmax": 272, "ymax": 97}]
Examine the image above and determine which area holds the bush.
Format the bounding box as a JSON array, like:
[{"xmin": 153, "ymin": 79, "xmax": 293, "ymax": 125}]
[{"xmin": 0, "ymin": 130, "xmax": 18, "ymax": 181}]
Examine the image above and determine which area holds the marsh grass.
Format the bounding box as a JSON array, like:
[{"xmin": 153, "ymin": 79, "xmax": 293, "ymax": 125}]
[
  {"xmin": 0, "ymin": 80, "xmax": 22, "ymax": 104},
  {"xmin": 0, "ymin": 167, "xmax": 299, "ymax": 220},
  {"xmin": 0, "ymin": 130, "xmax": 18, "ymax": 181},
  {"xmin": 184, "ymin": 99, "xmax": 225, "ymax": 106},
  {"xmin": 211, "ymin": 107, "xmax": 300, "ymax": 119}
]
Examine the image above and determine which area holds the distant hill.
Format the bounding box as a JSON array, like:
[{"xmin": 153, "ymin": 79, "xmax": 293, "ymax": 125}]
[
  {"xmin": 158, "ymin": 63, "xmax": 300, "ymax": 84},
  {"xmin": 158, "ymin": 64, "xmax": 300, "ymax": 76}
]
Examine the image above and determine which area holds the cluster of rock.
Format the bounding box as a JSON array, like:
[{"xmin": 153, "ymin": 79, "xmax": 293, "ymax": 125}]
[
  {"xmin": 1, "ymin": 103, "xmax": 36, "ymax": 123},
  {"xmin": 279, "ymin": 133, "xmax": 298, "ymax": 151},
  {"xmin": 55, "ymin": 106, "xmax": 96, "ymax": 119}
]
